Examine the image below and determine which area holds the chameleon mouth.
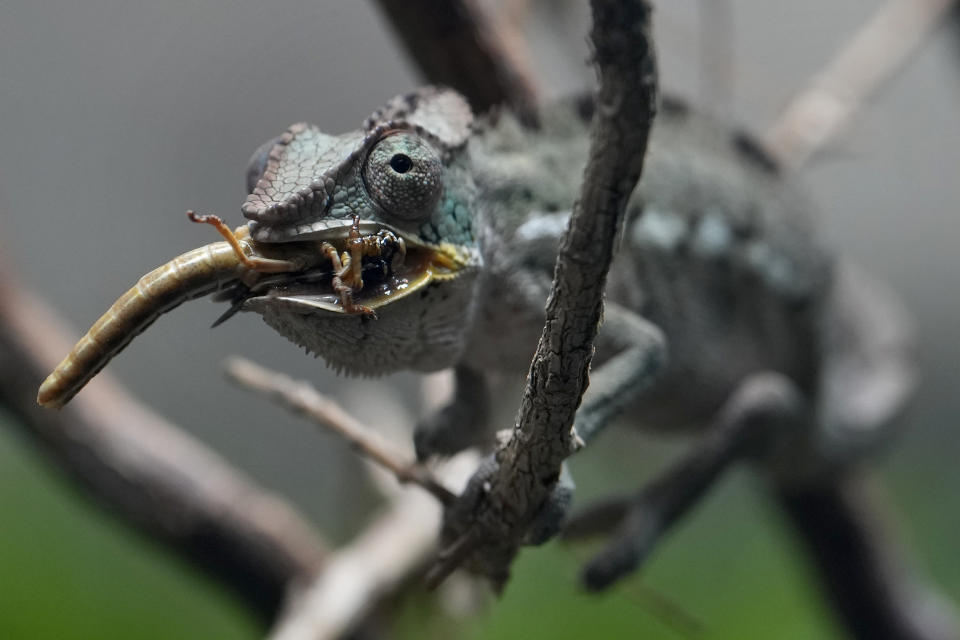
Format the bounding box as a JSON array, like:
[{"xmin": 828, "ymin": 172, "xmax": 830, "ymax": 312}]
[{"xmin": 219, "ymin": 220, "xmax": 469, "ymax": 320}]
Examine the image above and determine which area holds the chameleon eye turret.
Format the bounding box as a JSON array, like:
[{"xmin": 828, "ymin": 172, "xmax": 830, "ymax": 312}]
[
  {"xmin": 363, "ymin": 132, "xmax": 443, "ymax": 221},
  {"xmin": 38, "ymin": 88, "xmax": 484, "ymax": 400}
]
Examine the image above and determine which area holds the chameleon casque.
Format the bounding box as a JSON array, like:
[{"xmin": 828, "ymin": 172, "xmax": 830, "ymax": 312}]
[{"xmin": 37, "ymin": 86, "xmax": 915, "ymax": 590}]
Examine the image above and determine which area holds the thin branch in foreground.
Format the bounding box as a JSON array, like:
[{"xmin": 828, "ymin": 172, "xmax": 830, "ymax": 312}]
[
  {"xmin": 776, "ymin": 477, "xmax": 959, "ymax": 640},
  {"xmin": 267, "ymin": 450, "xmax": 480, "ymax": 640},
  {"xmin": 224, "ymin": 356, "xmax": 457, "ymax": 506},
  {"xmin": 427, "ymin": 0, "xmax": 659, "ymax": 588},
  {"xmin": 0, "ymin": 281, "xmax": 328, "ymax": 620},
  {"xmin": 763, "ymin": 0, "xmax": 958, "ymax": 171},
  {"xmin": 371, "ymin": 0, "xmax": 540, "ymax": 126}
]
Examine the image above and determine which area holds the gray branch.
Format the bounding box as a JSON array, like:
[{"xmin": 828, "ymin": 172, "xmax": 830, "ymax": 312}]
[
  {"xmin": 428, "ymin": 0, "xmax": 658, "ymax": 588},
  {"xmin": 776, "ymin": 477, "xmax": 959, "ymax": 640},
  {"xmin": 763, "ymin": 0, "xmax": 958, "ymax": 171},
  {"xmin": 370, "ymin": 0, "xmax": 540, "ymax": 125},
  {"xmin": 0, "ymin": 277, "xmax": 328, "ymax": 621}
]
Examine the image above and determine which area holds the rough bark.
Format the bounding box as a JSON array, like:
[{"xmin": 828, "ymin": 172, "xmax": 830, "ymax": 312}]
[
  {"xmin": 370, "ymin": 0, "xmax": 540, "ymax": 125},
  {"xmin": 429, "ymin": 0, "xmax": 658, "ymax": 588}
]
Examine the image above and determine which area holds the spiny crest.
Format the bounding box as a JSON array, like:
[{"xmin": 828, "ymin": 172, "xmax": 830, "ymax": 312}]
[{"xmin": 364, "ymin": 86, "xmax": 474, "ymax": 149}]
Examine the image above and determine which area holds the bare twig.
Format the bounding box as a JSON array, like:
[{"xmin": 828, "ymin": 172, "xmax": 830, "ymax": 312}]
[
  {"xmin": 0, "ymin": 280, "xmax": 328, "ymax": 620},
  {"xmin": 268, "ymin": 450, "xmax": 480, "ymax": 640},
  {"xmin": 370, "ymin": 0, "xmax": 540, "ymax": 125},
  {"xmin": 776, "ymin": 477, "xmax": 959, "ymax": 640},
  {"xmin": 764, "ymin": 0, "xmax": 958, "ymax": 171},
  {"xmin": 224, "ymin": 356, "xmax": 457, "ymax": 506},
  {"xmin": 428, "ymin": 0, "xmax": 658, "ymax": 588},
  {"xmin": 228, "ymin": 358, "xmax": 479, "ymax": 640}
]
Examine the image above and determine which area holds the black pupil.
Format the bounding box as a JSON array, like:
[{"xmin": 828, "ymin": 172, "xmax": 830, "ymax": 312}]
[{"xmin": 389, "ymin": 153, "xmax": 413, "ymax": 174}]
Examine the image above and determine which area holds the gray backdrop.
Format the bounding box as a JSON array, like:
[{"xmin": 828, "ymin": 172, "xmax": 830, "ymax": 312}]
[{"xmin": 0, "ymin": 0, "xmax": 957, "ymax": 619}]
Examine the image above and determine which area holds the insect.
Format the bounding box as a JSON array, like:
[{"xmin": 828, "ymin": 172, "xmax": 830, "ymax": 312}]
[{"xmin": 36, "ymin": 211, "xmax": 442, "ymax": 408}]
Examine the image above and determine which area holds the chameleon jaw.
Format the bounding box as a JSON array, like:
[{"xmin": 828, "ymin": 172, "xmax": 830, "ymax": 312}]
[{"xmin": 239, "ymin": 220, "xmax": 473, "ymax": 317}]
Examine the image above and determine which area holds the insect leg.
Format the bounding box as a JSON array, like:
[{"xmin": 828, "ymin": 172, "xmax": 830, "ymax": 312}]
[
  {"xmin": 342, "ymin": 217, "xmax": 367, "ymax": 289},
  {"xmin": 187, "ymin": 211, "xmax": 305, "ymax": 273},
  {"xmin": 321, "ymin": 241, "xmax": 374, "ymax": 316}
]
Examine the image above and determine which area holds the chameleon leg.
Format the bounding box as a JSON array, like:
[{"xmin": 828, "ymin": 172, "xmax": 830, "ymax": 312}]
[
  {"xmin": 575, "ymin": 303, "xmax": 668, "ymax": 445},
  {"xmin": 525, "ymin": 463, "xmax": 575, "ymax": 545},
  {"xmin": 570, "ymin": 372, "xmax": 806, "ymax": 591},
  {"xmin": 439, "ymin": 305, "xmax": 667, "ymax": 551},
  {"xmin": 768, "ymin": 264, "xmax": 958, "ymax": 639},
  {"xmin": 414, "ymin": 365, "xmax": 490, "ymax": 461},
  {"xmin": 441, "ymin": 453, "xmax": 575, "ymax": 549},
  {"xmin": 519, "ymin": 307, "xmax": 667, "ymax": 544}
]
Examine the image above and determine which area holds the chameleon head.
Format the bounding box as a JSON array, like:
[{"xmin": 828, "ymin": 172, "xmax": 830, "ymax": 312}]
[{"xmin": 239, "ymin": 87, "xmax": 483, "ymax": 374}]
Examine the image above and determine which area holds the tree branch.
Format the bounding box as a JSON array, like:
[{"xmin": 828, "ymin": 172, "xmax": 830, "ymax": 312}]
[
  {"xmin": 428, "ymin": 0, "xmax": 658, "ymax": 588},
  {"xmin": 763, "ymin": 0, "xmax": 958, "ymax": 171},
  {"xmin": 224, "ymin": 356, "xmax": 456, "ymax": 506},
  {"xmin": 222, "ymin": 358, "xmax": 482, "ymax": 640},
  {"xmin": 0, "ymin": 278, "xmax": 328, "ymax": 621},
  {"xmin": 370, "ymin": 0, "xmax": 540, "ymax": 126},
  {"xmin": 267, "ymin": 451, "xmax": 480, "ymax": 640},
  {"xmin": 776, "ymin": 477, "xmax": 959, "ymax": 640}
]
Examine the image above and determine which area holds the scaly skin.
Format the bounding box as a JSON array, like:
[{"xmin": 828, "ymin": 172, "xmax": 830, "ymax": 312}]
[{"xmin": 235, "ymin": 87, "xmax": 912, "ymax": 479}]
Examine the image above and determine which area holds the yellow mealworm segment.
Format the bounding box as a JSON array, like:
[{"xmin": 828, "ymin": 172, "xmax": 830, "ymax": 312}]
[
  {"xmin": 37, "ymin": 243, "xmax": 233, "ymax": 408},
  {"xmin": 37, "ymin": 219, "xmax": 319, "ymax": 409}
]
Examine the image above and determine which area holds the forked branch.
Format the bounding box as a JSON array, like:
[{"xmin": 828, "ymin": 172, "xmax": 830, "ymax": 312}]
[{"xmin": 224, "ymin": 356, "xmax": 456, "ymax": 506}]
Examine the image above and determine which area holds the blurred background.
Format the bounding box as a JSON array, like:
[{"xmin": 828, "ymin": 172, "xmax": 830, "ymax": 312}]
[{"xmin": 0, "ymin": 1, "xmax": 957, "ymax": 637}]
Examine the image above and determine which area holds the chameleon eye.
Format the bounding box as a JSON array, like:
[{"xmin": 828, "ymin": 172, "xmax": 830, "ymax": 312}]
[
  {"xmin": 389, "ymin": 153, "xmax": 413, "ymax": 173},
  {"xmin": 364, "ymin": 132, "xmax": 443, "ymax": 221}
]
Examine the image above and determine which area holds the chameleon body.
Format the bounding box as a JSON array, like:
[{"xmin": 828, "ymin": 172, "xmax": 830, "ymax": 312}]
[
  {"xmin": 236, "ymin": 88, "xmax": 912, "ymax": 480},
  {"xmin": 38, "ymin": 87, "xmax": 916, "ymax": 585},
  {"xmin": 466, "ymin": 96, "xmax": 827, "ymax": 428}
]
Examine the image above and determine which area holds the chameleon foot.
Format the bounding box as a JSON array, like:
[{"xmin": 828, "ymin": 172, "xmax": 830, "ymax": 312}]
[{"xmin": 441, "ymin": 455, "xmax": 574, "ymax": 550}]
